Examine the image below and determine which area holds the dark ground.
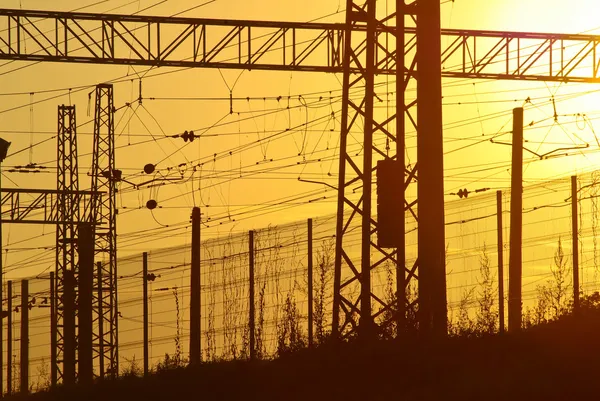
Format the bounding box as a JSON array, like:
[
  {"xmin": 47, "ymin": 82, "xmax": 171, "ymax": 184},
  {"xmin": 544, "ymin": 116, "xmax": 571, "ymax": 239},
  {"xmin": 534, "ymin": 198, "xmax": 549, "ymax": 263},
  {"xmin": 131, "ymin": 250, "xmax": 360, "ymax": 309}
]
[{"xmin": 9, "ymin": 311, "xmax": 600, "ymax": 401}]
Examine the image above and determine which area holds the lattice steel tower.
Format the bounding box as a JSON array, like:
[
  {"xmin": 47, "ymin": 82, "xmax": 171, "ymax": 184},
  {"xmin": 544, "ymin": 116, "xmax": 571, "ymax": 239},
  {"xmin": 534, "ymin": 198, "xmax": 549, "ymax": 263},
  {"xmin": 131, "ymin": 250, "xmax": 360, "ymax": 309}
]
[
  {"xmin": 55, "ymin": 105, "xmax": 80, "ymax": 383},
  {"xmin": 333, "ymin": 0, "xmax": 447, "ymax": 338},
  {"xmin": 90, "ymin": 84, "xmax": 118, "ymax": 376}
]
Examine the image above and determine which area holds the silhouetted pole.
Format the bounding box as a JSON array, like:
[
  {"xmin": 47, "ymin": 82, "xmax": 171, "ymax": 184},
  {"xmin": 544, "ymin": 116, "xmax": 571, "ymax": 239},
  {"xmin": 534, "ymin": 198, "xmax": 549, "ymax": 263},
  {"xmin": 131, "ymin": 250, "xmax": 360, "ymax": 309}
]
[
  {"xmin": 63, "ymin": 270, "xmax": 75, "ymax": 386},
  {"xmin": 358, "ymin": 0, "xmax": 375, "ymax": 340},
  {"xmin": 7, "ymin": 280, "xmax": 11, "ymax": 395},
  {"xmin": 50, "ymin": 272, "xmax": 56, "ymax": 387},
  {"xmin": 78, "ymin": 223, "xmax": 94, "ymax": 386},
  {"xmin": 249, "ymin": 230, "xmax": 255, "ymax": 360},
  {"xmin": 96, "ymin": 261, "xmax": 104, "ymax": 379},
  {"xmin": 143, "ymin": 252, "xmax": 149, "ymax": 376},
  {"xmin": 20, "ymin": 279, "xmax": 28, "ymax": 395},
  {"xmin": 307, "ymin": 219, "xmax": 314, "ymax": 347},
  {"xmin": 0, "ymin": 253, "xmax": 2, "ymax": 394},
  {"xmin": 0, "ymin": 137, "xmax": 9, "ymax": 396},
  {"xmin": 0, "ymin": 202, "xmax": 3, "ymax": 396},
  {"xmin": 189, "ymin": 207, "xmax": 201, "ymax": 366},
  {"xmin": 496, "ymin": 191, "xmax": 505, "ymax": 334},
  {"xmin": 572, "ymin": 175, "xmax": 580, "ymax": 311},
  {"xmin": 395, "ymin": 0, "xmax": 407, "ymax": 340},
  {"xmin": 417, "ymin": 0, "xmax": 447, "ymax": 337},
  {"xmin": 508, "ymin": 107, "xmax": 523, "ymax": 332}
]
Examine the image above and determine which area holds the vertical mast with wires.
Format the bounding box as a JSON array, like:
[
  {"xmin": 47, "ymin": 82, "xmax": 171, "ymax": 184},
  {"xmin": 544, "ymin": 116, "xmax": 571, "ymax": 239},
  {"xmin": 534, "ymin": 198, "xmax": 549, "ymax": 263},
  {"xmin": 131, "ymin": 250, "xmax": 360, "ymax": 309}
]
[
  {"xmin": 333, "ymin": 0, "xmax": 409, "ymax": 338},
  {"xmin": 55, "ymin": 105, "xmax": 80, "ymax": 384},
  {"xmin": 90, "ymin": 84, "xmax": 118, "ymax": 377},
  {"xmin": 333, "ymin": 0, "xmax": 447, "ymax": 338}
]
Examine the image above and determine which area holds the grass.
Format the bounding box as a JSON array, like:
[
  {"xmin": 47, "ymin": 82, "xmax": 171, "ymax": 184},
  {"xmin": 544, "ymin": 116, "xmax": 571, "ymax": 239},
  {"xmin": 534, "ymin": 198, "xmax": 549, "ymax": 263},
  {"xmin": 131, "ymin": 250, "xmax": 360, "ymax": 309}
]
[{"xmin": 10, "ymin": 308, "xmax": 600, "ymax": 401}]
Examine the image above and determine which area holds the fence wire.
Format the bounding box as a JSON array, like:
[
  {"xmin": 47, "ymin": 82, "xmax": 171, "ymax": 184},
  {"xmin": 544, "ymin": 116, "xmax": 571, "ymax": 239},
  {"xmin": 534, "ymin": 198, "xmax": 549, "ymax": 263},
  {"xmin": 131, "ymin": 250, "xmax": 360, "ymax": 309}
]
[{"xmin": 2, "ymin": 172, "xmax": 600, "ymax": 392}]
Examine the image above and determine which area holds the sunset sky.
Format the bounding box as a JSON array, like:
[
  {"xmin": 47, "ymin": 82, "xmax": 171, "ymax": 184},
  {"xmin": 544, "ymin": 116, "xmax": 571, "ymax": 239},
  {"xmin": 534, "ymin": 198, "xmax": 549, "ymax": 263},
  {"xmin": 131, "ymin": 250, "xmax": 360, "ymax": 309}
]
[{"xmin": 1, "ymin": 0, "xmax": 600, "ymax": 279}]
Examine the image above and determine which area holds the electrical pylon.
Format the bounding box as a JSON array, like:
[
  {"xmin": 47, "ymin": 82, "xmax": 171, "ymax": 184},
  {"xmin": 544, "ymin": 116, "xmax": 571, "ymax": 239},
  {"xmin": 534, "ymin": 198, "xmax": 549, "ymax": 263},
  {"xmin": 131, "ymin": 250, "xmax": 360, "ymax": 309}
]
[
  {"xmin": 90, "ymin": 84, "xmax": 118, "ymax": 377},
  {"xmin": 333, "ymin": 0, "xmax": 446, "ymax": 338},
  {"xmin": 55, "ymin": 105, "xmax": 80, "ymax": 383}
]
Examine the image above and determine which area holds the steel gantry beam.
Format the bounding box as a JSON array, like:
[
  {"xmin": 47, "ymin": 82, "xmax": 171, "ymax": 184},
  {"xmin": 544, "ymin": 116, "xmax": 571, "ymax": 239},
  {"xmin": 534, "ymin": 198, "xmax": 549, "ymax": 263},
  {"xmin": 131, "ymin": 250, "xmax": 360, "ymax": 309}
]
[
  {"xmin": 0, "ymin": 189, "xmax": 99, "ymax": 225},
  {"xmin": 1, "ymin": 9, "xmax": 600, "ymax": 82}
]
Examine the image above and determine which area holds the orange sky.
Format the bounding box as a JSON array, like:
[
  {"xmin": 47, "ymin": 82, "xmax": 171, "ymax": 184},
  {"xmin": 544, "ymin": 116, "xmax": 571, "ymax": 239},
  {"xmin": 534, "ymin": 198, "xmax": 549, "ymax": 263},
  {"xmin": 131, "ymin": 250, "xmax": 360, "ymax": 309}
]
[{"xmin": 1, "ymin": 0, "xmax": 600, "ymax": 277}]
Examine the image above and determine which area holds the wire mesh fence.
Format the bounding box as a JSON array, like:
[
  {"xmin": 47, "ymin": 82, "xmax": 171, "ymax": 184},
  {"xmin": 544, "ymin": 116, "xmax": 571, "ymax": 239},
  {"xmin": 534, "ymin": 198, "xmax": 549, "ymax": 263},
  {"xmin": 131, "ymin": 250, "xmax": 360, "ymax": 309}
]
[{"xmin": 2, "ymin": 171, "xmax": 600, "ymax": 392}]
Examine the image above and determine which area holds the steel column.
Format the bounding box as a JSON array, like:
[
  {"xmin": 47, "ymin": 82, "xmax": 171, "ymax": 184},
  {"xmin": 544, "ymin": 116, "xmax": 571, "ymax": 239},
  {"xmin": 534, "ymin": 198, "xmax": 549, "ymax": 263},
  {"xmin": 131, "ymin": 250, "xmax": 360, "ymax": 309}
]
[
  {"xmin": 332, "ymin": 0, "xmax": 418, "ymax": 339},
  {"xmin": 78, "ymin": 223, "xmax": 94, "ymax": 385},
  {"xmin": 189, "ymin": 207, "xmax": 201, "ymax": 365},
  {"xmin": 62, "ymin": 271, "xmax": 75, "ymax": 386},
  {"xmin": 416, "ymin": 0, "xmax": 447, "ymax": 337},
  {"xmin": 249, "ymin": 230, "xmax": 255, "ymax": 360},
  {"xmin": 142, "ymin": 253, "xmax": 148, "ymax": 376},
  {"xmin": 395, "ymin": 0, "xmax": 407, "ymax": 337},
  {"xmin": 307, "ymin": 218, "xmax": 313, "ymax": 347},
  {"xmin": 50, "ymin": 272, "xmax": 56, "ymax": 387},
  {"xmin": 497, "ymin": 191, "xmax": 505, "ymax": 334},
  {"xmin": 572, "ymin": 176, "xmax": 580, "ymax": 310},
  {"xmin": 55, "ymin": 105, "xmax": 80, "ymax": 382},
  {"xmin": 90, "ymin": 84, "xmax": 118, "ymax": 376},
  {"xmin": 96, "ymin": 261, "xmax": 104, "ymax": 378},
  {"xmin": 19, "ymin": 280, "xmax": 28, "ymax": 395},
  {"xmin": 508, "ymin": 107, "xmax": 524, "ymax": 332},
  {"xmin": 6, "ymin": 281, "xmax": 11, "ymax": 395}
]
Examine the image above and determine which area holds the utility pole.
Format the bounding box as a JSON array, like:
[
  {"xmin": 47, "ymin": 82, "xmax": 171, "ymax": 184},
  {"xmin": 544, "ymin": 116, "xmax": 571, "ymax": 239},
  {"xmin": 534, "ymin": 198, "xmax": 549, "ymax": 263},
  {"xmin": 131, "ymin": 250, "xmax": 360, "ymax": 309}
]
[
  {"xmin": 189, "ymin": 207, "xmax": 201, "ymax": 366},
  {"xmin": 0, "ymin": 218, "xmax": 2, "ymax": 396},
  {"xmin": 508, "ymin": 107, "xmax": 524, "ymax": 332},
  {"xmin": 78, "ymin": 223, "xmax": 94, "ymax": 385},
  {"xmin": 96, "ymin": 261, "xmax": 104, "ymax": 379},
  {"xmin": 0, "ymin": 138, "xmax": 10, "ymax": 398},
  {"xmin": 143, "ymin": 252, "xmax": 148, "ymax": 376},
  {"xmin": 50, "ymin": 272, "xmax": 56, "ymax": 387},
  {"xmin": 7, "ymin": 280, "xmax": 11, "ymax": 395},
  {"xmin": 20, "ymin": 280, "xmax": 28, "ymax": 395},
  {"xmin": 572, "ymin": 175, "xmax": 580, "ymax": 311},
  {"xmin": 63, "ymin": 270, "xmax": 75, "ymax": 386},
  {"xmin": 497, "ymin": 191, "xmax": 505, "ymax": 333},
  {"xmin": 395, "ymin": 0, "xmax": 407, "ymax": 338},
  {"xmin": 307, "ymin": 219, "xmax": 313, "ymax": 347},
  {"xmin": 249, "ymin": 230, "xmax": 255, "ymax": 360},
  {"xmin": 356, "ymin": 0, "xmax": 376, "ymax": 339},
  {"xmin": 417, "ymin": 0, "xmax": 447, "ymax": 337}
]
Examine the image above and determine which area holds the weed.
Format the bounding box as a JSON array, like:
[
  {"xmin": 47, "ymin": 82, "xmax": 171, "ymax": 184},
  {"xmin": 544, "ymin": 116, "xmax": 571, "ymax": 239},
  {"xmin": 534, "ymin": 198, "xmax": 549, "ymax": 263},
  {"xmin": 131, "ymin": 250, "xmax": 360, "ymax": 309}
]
[
  {"xmin": 451, "ymin": 287, "xmax": 475, "ymax": 336},
  {"xmin": 172, "ymin": 288, "xmax": 182, "ymax": 365},
  {"xmin": 155, "ymin": 352, "xmax": 187, "ymax": 372},
  {"xmin": 204, "ymin": 244, "xmax": 217, "ymax": 362},
  {"xmin": 314, "ymin": 238, "xmax": 334, "ymax": 344},
  {"xmin": 475, "ymin": 243, "xmax": 497, "ymax": 334},
  {"xmin": 276, "ymin": 289, "xmax": 306, "ymax": 356},
  {"xmin": 121, "ymin": 355, "xmax": 142, "ymax": 378},
  {"xmin": 33, "ymin": 358, "xmax": 50, "ymax": 391},
  {"xmin": 534, "ymin": 237, "xmax": 572, "ymax": 322}
]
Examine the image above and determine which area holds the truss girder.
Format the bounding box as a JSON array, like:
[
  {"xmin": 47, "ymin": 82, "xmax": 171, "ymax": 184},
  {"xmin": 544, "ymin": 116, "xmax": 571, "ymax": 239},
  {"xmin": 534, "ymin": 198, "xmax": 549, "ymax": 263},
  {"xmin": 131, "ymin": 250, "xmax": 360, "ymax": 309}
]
[
  {"xmin": 0, "ymin": 188, "xmax": 98, "ymax": 225},
  {"xmin": 0, "ymin": 9, "xmax": 600, "ymax": 82},
  {"xmin": 0, "ymin": 9, "xmax": 347, "ymax": 73},
  {"xmin": 90, "ymin": 84, "xmax": 118, "ymax": 378}
]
